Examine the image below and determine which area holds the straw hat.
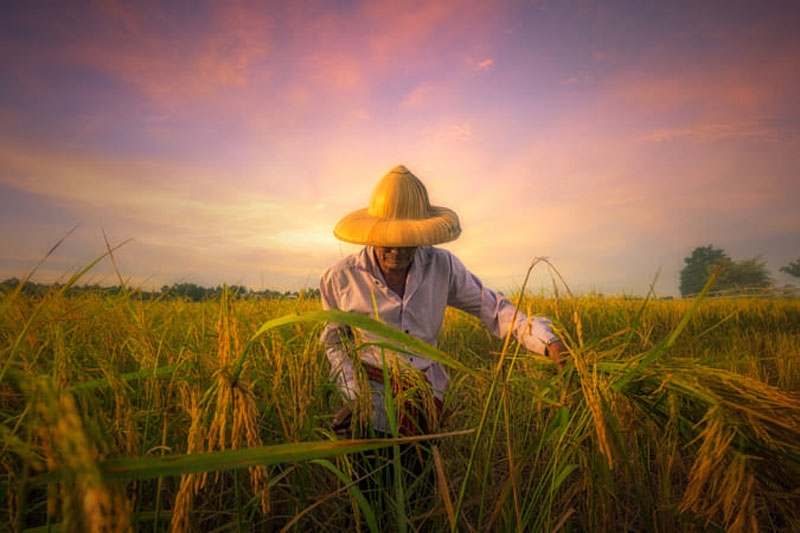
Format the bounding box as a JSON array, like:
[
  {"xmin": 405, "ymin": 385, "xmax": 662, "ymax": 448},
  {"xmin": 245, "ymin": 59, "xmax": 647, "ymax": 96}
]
[{"xmin": 334, "ymin": 165, "xmax": 461, "ymax": 246}]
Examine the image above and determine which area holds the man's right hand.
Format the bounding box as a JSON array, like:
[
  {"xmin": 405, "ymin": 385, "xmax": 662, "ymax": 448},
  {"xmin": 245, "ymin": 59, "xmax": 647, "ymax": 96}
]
[{"xmin": 332, "ymin": 406, "xmax": 352, "ymax": 433}]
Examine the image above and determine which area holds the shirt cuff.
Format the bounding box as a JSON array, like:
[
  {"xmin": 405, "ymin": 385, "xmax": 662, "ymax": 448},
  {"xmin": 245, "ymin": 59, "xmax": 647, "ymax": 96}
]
[{"xmin": 525, "ymin": 318, "xmax": 559, "ymax": 355}]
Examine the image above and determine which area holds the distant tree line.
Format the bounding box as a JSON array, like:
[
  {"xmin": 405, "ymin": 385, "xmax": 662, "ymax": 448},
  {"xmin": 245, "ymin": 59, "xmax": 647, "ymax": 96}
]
[
  {"xmin": 780, "ymin": 258, "xmax": 800, "ymax": 278},
  {"xmin": 679, "ymin": 245, "xmax": 800, "ymax": 298},
  {"xmin": 0, "ymin": 278, "xmax": 321, "ymax": 302},
  {"xmin": 4, "ymin": 247, "xmax": 797, "ymax": 301}
]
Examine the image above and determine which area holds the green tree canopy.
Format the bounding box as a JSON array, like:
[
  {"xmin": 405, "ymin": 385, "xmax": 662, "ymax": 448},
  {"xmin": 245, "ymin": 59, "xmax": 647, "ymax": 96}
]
[
  {"xmin": 679, "ymin": 245, "xmax": 728, "ymax": 297},
  {"xmin": 679, "ymin": 245, "xmax": 772, "ymax": 297},
  {"xmin": 779, "ymin": 257, "xmax": 800, "ymax": 278},
  {"xmin": 717, "ymin": 257, "xmax": 772, "ymax": 291}
]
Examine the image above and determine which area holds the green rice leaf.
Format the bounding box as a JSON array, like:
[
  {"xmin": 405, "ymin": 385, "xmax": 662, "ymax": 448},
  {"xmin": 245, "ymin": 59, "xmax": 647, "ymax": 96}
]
[
  {"xmin": 33, "ymin": 431, "xmax": 473, "ymax": 485},
  {"xmin": 244, "ymin": 309, "xmax": 482, "ymax": 380},
  {"xmin": 66, "ymin": 363, "xmax": 190, "ymax": 392},
  {"xmin": 311, "ymin": 459, "xmax": 379, "ymax": 533}
]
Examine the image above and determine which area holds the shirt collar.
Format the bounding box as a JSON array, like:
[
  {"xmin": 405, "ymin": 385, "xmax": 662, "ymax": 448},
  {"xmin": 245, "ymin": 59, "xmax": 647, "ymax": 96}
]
[{"xmin": 361, "ymin": 246, "xmax": 384, "ymax": 283}]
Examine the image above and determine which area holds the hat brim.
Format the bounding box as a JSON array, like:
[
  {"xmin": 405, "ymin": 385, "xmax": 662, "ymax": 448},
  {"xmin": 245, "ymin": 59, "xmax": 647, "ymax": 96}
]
[{"xmin": 334, "ymin": 206, "xmax": 461, "ymax": 246}]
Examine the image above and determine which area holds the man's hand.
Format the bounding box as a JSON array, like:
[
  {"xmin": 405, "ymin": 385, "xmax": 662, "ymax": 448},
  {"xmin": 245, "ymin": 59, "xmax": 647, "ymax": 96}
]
[
  {"xmin": 332, "ymin": 406, "xmax": 352, "ymax": 434},
  {"xmin": 546, "ymin": 340, "xmax": 569, "ymax": 368}
]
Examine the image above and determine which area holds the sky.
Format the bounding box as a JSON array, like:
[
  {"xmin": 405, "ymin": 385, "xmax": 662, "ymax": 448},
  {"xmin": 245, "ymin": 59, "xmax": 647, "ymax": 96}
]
[{"xmin": 1, "ymin": 0, "xmax": 799, "ymax": 297}]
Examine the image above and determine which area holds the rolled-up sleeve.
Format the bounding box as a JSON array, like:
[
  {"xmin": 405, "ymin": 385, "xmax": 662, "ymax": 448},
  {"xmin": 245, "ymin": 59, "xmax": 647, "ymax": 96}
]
[
  {"xmin": 319, "ymin": 272, "xmax": 359, "ymax": 402},
  {"xmin": 445, "ymin": 253, "xmax": 558, "ymax": 355}
]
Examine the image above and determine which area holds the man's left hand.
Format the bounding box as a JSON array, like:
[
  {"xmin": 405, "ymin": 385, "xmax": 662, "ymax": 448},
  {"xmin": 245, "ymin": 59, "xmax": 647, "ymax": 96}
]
[{"xmin": 547, "ymin": 340, "xmax": 569, "ymax": 365}]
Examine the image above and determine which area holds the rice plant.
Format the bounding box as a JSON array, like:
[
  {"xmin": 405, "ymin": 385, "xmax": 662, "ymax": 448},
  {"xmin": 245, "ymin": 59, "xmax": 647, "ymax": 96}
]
[{"xmin": 1, "ymin": 262, "xmax": 798, "ymax": 531}]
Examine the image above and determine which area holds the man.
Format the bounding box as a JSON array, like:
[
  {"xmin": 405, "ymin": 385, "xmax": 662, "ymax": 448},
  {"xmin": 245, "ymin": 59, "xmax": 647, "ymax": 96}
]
[{"xmin": 320, "ymin": 165, "xmax": 567, "ymax": 434}]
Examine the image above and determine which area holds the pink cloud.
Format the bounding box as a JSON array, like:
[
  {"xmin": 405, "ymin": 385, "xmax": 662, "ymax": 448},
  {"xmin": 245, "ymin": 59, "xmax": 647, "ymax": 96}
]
[
  {"xmin": 8, "ymin": 1, "xmax": 274, "ymax": 107},
  {"xmin": 603, "ymin": 30, "xmax": 800, "ymax": 134},
  {"xmin": 302, "ymin": 51, "xmax": 366, "ymax": 91},
  {"xmin": 639, "ymin": 122, "xmax": 781, "ymax": 144},
  {"xmin": 363, "ymin": 0, "xmax": 497, "ymax": 66},
  {"xmin": 471, "ymin": 58, "xmax": 495, "ymax": 70},
  {"xmin": 400, "ymin": 83, "xmax": 435, "ymax": 108},
  {"xmin": 2, "ymin": 0, "xmax": 514, "ymax": 138}
]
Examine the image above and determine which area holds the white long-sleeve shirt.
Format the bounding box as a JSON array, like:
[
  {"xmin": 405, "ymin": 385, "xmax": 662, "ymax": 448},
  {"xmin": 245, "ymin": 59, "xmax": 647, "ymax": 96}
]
[{"xmin": 319, "ymin": 245, "xmax": 558, "ymax": 431}]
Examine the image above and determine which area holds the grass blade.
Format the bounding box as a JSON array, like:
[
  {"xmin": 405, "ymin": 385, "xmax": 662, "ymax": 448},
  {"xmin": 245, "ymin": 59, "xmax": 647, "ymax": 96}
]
[
  {"xmin": 310, "ymin": 459, "xmax": 380, "ymax": 533},
  {"xmin": 242, "ymin": 309, "xmax": 482, "ymax": 382},
  {"xmin": 34, "ymin": 431, "xmax": 473, "ymax": 485}
]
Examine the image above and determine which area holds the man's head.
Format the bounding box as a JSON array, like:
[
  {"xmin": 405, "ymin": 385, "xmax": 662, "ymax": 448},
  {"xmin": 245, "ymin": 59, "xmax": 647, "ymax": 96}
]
[
  {"xmin": 333, "ymin": 165, "xmax": 461, "ymax": 247},
  {"xmin": 373, "ymin": 246, "xmax": 418, "ymax": 275}
]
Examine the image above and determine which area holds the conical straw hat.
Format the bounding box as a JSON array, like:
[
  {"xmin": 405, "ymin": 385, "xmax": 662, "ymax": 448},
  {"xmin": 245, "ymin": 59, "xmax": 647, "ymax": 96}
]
[{"xmin": 334, "ymin": 165, "xmax": 461, "ymax": 246}]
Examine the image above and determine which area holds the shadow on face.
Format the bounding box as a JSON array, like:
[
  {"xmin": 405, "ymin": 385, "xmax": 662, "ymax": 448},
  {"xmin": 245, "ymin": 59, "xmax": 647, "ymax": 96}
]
[{"xmin": 373, "ymin": 246, "xmax": 417, "ymax": 274}]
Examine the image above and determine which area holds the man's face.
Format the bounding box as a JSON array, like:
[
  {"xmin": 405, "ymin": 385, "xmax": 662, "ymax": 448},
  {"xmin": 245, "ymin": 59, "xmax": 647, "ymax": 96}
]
[{"xmin": 373, "ymin": 246, "xmax": 417, "ymax": 274}]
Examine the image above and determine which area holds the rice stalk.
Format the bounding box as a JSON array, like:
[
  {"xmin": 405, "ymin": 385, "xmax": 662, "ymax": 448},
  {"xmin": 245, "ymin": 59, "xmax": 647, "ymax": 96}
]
[
  {"xmin": 30, "ymin": 378, "xmax": 130, "ymax": 532},
  {"xmin": 432, "ymin": 444, "xmax": 455, "ymax": 529},
  {"xmin": 170, "ymin": 384, "xmax": 204, "ymax": 532},
  {"xmin": 171, "ymin": 287, "xmax": 270, "ymax": 532}
]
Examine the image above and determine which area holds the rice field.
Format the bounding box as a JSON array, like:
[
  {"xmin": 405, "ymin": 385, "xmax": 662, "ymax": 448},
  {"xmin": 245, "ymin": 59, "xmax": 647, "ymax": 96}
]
[{"xmin": 1, "ymin": 277, "xmax": 799, "ymax": 532}]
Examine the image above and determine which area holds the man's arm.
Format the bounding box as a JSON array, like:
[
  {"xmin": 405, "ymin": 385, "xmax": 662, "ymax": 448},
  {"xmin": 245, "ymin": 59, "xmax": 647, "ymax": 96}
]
[
  {"xmin": 445, "ymin": 252, "xmax": 565, "ymax": 361},
  {"xmin": 320, "ymin": 323, "xmax": 360, "ymax": 402},
  {"xmin": 319, "ymin": 273, "xmax": 361, "ymax": 402}
]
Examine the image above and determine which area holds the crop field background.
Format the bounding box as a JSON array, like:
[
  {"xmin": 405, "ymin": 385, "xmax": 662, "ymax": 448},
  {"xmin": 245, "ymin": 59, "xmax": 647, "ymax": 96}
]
[{"xmin": 1, "ymin": 275, "xmax": 799, "ymax": 532}]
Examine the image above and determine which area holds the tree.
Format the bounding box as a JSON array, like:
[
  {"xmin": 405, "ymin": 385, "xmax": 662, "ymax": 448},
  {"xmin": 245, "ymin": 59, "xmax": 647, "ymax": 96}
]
[
  {"xmin": 679, "ymin": 245, "xmax": 772, "ymax": 297},
  {"xmin": 716, "ymin": 257, "xmax": 772, "ymax": 292},
  {"xmin": 679, "ymin": 245, "xmax": 728, "ymax": 297},
  {"xmin": 299, "ymin": 288, "xmax": 320, "ymax": 299},
  {"xmin": 170, "ymin": 282, "xmax": 207, "ymax": 301},
  {"xmin": 779, "ymin": 257, "xmax": 800, "ymax": 278}
]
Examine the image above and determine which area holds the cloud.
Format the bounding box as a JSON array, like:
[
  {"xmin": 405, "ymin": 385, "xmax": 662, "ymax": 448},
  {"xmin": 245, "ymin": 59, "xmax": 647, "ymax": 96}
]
[
  {"xmin": 2, "ymin": 0, "xmax": 798, "ymax": 297},
  {"xmin": 599, "ymin": 29, "xmax": 800, "ymax": 143},
  {"xmin": 640, "ymin": 122, "xmax": 781, "ymax": 143},
  {"xmin": 0, "ymin": 138, "xmax": 340, "ymax": 249},
  {"xmin": 363, "ymin": 0, "xmax": 499, "ymax": 65},
  {"xmin": 22, "ymin": 3, "xmax": 272, "ymax": 105},
  {"xmin": 437, "ymin": 123, "xmax": 473, "ymax": 141},
  {"xmin": 560, "ymin": 71, "xmax": 590, "ymax": 86},
  {"xmin": 400, "ymin": 83, "xmax": 435, "ymax": 108},
  {"xmin": 472, "ymin": 58, "xmax": 494, "ymax": 70},
  {"xmin": 0, "ymin": 136, "xmax": 355, "ymax": 289},
  {"xmin": 1, "ymin": 0, "xmax": 516, "ymax": 154}
]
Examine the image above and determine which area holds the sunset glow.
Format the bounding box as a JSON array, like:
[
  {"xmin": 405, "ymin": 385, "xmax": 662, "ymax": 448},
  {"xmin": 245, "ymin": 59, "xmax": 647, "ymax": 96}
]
[{"xmin": 1, "ymin": 0, "xmax": 799, "ymax": 295}]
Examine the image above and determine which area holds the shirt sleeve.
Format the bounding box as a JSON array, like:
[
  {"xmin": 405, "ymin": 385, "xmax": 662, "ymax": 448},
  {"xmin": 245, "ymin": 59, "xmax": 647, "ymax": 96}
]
[
  {"xmin": 445, "ymin": 253, "xmax": 558, "ymax": 355},
  {"xmin": 319, "ymin": 271, "xmax": 360, "ymax": 402}
]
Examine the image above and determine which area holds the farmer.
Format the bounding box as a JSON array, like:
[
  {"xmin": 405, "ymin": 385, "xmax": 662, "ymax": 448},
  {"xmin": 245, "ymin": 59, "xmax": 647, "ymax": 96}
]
[{"xmin": 320, "ymin": 165, "xmax": 568, "ymax": 435}]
